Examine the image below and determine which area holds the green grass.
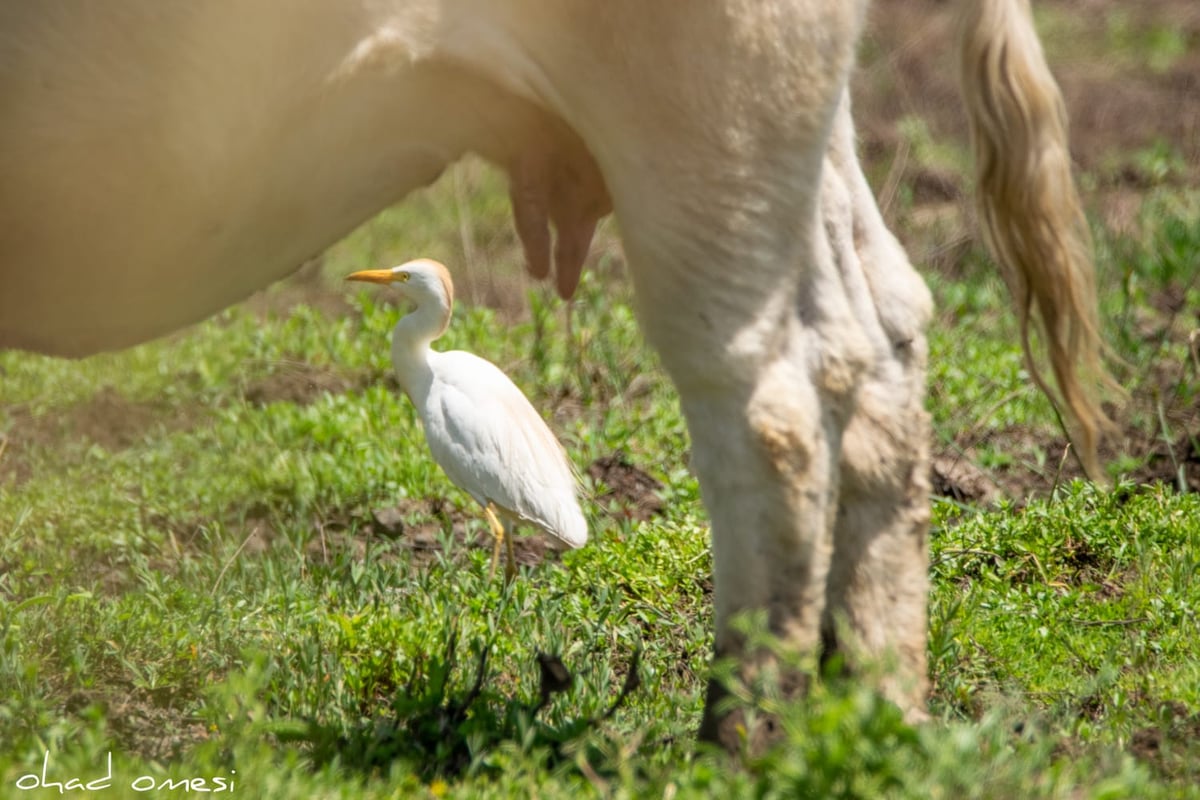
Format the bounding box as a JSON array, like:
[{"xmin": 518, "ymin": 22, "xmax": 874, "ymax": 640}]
[
  {"xmin": 1035, "ymin": 4, "xmax": 1192, "ymax": 75},
  {"xmin": 4, "ymin": 97, "xmax": 1200, "ymax": 800}
]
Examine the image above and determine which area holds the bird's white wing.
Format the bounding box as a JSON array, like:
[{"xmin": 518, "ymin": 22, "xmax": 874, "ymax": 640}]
[{"xmin": 418, "ymin": 350, "xmax": 587, "ymax": 548}]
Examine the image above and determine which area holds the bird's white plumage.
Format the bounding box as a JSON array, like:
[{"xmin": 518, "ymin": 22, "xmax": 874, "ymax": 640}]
[
  {"xmin": 419, "ymin": 351, "xmax": 587, "ymax": 548},
  {"xmin": 347, "ymin": 258, "xmax": 587, "ymax": 555}
]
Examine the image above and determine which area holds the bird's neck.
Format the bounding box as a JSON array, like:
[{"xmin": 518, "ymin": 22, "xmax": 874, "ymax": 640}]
[{"xmin": 389, "ymin": 299, "xmax": 449, "ymax": 399}]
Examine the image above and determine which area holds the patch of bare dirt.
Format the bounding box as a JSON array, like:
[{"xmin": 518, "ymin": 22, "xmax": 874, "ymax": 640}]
[
  {"xmin": 48, "ymin": 386, "xmax": 200, "ymax": 450},
  {"xmin": 241, "ymin": 360, "xmax": 378, "ymax": 407},
  {"xmin": 931, "ymin": 454, "xmax": 1001, "ymax": 505},
  {"xmin": 942, "ymin": 417, "xmax": 1200, "ymax": 504},
  {"xmin": 1131, "ymin": 430, "xmax": 1200, "ymax": 493},
  {"xmin": 66, "ymin": 387, "xmax": 188, "ymax": 451},
  {"xmin": 1125, "ymin": 700, "xmax": 1200, "ymax": 781},
  {"xmin": 930, "ymin": 275, "xmax": 1198, "ymax": 504},
  {"xmin": 1, "ymin": 386, "xmax": 208, "ymax": 487},
  {"xmin": 311, "ymin": 497, "xmax": 561, "ymax": 571},
  {"xmin": 587, "ymin": 452, "xmax": 665, "ymax": 522},
  {"xmin": 0, "ymin": 362, "xmax": 387, "ymax": 489},
  {"xmin": 300, "ymin": 458, "xmax": 664, "ymax": 573}
]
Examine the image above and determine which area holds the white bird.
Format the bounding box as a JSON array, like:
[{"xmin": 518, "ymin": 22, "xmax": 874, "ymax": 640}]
[{"xmin": 346, "ymin": 258, "xmax": 588, "ymax": 580}]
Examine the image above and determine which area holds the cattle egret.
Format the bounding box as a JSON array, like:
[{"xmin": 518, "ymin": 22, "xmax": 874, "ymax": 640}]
[{"xmin": 346, "ymin": 259, "xmax": 587, "ymax": 580}]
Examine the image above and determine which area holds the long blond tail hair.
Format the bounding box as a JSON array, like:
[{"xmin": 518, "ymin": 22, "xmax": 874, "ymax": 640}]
[{"xmin": 958, "ymin": 0, "xmax": 1116, "ymax": 479}]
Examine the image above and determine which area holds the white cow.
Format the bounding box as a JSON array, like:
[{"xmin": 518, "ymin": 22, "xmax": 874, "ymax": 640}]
[{"xmin": 0, "ymin": 0, "xmax": 1109, "ymax": 748}]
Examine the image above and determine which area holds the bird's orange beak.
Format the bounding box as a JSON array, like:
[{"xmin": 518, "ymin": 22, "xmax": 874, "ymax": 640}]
[{"xmin": 345, "ymin": 269, "xmax": 396, "ymax": 285}]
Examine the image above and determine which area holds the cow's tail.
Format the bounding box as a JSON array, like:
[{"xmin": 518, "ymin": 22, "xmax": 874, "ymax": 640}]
[{"xmin": 958, "ymin": 0, "xmax": 1115, "ymax": 480}]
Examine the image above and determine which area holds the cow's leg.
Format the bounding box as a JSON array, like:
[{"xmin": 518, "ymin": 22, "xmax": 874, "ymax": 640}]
[
  {"xmin": 818, "ymin": 95, "xmax": 933, "ymax": 717},
  {"xmin": 588, "ymin": 16, "xmax": 873, "ymax": 750},
  {"xmin": 630, "ymin": 198, "xmax": 873, "ymax": 751}
]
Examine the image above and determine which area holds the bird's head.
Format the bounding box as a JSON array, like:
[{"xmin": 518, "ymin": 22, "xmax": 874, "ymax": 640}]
[{"xmin": 345, "ymin": 258, "xmax": 455, "ymax": 310}]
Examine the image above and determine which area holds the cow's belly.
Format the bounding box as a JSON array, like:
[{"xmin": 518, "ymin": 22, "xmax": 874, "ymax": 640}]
[
  {"xmin": 0, "ymin": 1, "xmax": 518, "ymax": 356},
  {"xmin": 0, "ymin": 106, "xmax": 451, "ymax": 356}
]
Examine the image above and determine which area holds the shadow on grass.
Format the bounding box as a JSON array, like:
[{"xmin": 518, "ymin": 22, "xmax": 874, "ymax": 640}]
[{"xmin": 278, "ymin": 628, "xmax": 641, "ymax": 782}]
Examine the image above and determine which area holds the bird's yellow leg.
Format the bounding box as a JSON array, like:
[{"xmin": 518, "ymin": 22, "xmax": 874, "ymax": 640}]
[
  {"xmin": 484, "ymin": 503, "xmax": 514, "ymax": 582},
  {"xmin": 504, "ymin": 522, "xmax": 517, "ymax": 583},
  {"xmin": 485, "ymin": 503, "xmax": 503, "ymax": 578}
]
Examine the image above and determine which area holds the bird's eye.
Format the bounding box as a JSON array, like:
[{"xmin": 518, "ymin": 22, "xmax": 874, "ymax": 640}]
[{"xmin": 397, "ymin": 272, "xmax": 410, "ymax": 282}]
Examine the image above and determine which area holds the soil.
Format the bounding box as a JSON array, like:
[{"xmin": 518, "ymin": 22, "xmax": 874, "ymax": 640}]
[
  {"xmin": 240, "ymin": 359, "xmax": 377, "ymax": 408},
  {"xmin": 312, "ymin": 495, "xmax": 566, "ymax": 571},
  {"xmin": 1, "ymin": 386, "xmax": 207, "ymax": 486},
  {"xmin": 0, "ymin": 359, "xmax": 372, "ymax": 487},
  {"xmin": 587, "ymin": 452, "xmax": 666, "ymax": 522},
  {"xmin": 930, "ymin": 454, "xmax": 1001, "ymax": 506}
]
